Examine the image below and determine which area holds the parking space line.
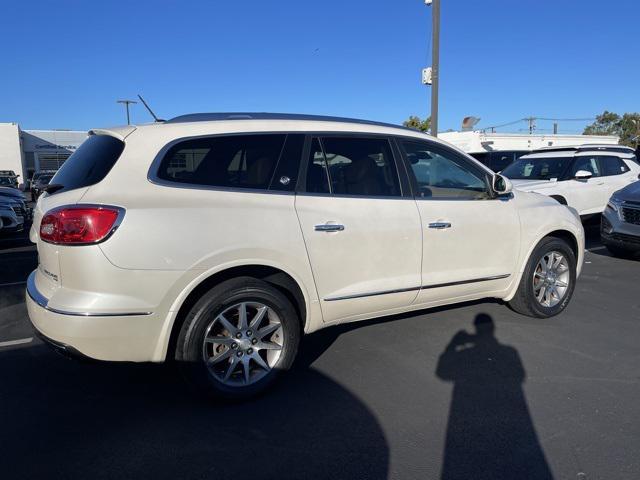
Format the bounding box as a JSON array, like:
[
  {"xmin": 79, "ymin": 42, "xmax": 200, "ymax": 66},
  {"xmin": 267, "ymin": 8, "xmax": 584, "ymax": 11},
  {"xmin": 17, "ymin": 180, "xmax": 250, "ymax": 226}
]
[{"xmin": 0, "ymin": 337, "xmax": 33, "ymax": 348}]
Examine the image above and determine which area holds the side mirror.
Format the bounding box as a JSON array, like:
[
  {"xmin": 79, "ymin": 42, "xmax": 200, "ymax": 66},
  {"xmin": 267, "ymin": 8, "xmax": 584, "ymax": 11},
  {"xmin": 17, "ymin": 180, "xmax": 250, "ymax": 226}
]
[
  {"xmin": 574, "ymin": 170, "xmax": 593, "ymax": 180},
  {"xmin": 492, "ymin": 174, "xmax": 512, "ymax": 196}
]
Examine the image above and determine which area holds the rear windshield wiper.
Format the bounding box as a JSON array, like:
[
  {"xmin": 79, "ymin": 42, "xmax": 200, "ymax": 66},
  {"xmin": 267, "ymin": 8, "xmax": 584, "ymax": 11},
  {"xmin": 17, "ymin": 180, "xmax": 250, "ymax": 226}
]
[{"xmin": 44, "ymin": 183, "xmax": 64, "ymax": 194}]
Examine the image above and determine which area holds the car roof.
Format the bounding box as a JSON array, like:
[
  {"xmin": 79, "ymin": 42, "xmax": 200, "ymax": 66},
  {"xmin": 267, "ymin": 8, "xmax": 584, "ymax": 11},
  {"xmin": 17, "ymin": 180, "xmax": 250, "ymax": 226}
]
[
  {"xmin": 522, "ymin": 144, "xmax": 636, "ymax": 160},
  {"xmin": 90, "ymin": 112, "xmax": 429, "ymax": 143},
  {"xmin": 533, "ymin": 144, "xmax": 634, "ymax": 154}
]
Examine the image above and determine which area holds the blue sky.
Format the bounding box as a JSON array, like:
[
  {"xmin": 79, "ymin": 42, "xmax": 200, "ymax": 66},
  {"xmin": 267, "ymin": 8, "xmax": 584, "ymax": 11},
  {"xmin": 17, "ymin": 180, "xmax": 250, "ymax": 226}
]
[{"xmin": 1, "ymin": 0, "xmax": 638, "ymax": 133}]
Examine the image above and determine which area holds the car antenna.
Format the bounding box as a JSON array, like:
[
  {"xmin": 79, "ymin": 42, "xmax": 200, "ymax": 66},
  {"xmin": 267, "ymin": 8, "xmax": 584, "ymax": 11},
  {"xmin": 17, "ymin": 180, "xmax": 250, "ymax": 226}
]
[{"xmin": 137, "ymin": 94, "xmax": 165, "ymax": 122}]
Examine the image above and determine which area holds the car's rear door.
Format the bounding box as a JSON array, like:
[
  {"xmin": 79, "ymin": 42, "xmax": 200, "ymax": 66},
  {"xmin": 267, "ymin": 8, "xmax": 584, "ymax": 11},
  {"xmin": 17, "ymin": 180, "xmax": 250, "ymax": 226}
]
[
  {"xmin": 397, "ymin": 138, "xmax": 520, "ymax": 305},
  {"xmin": 599, "ymin": 155, "xmax": 637, "ymax": 200},
  {"xmin": 294, "ymin": 135, "xmax": 422, "ymax": 323}
]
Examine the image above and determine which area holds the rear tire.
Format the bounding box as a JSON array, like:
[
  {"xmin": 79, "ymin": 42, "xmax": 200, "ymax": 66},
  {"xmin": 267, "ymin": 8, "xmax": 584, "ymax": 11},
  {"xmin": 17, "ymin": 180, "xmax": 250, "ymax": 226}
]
[
  {"xmin": 175, "ymin": 277, "xmax": 300, "ymax": 400},
  {"xmin": 508, "ymin": 237, "xmax": 577, "ymax": 318}
]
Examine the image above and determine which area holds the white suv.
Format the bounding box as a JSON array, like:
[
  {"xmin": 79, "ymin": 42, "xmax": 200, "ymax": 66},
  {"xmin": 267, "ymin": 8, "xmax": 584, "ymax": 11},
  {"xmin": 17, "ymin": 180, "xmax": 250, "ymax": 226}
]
[
  {"xmin": 27, "ymin": 113, "xmax": 584, "ymax": 399},
  {"xmin": 501, "ymin": 145, "xmax": 640, "ymax": 217}
]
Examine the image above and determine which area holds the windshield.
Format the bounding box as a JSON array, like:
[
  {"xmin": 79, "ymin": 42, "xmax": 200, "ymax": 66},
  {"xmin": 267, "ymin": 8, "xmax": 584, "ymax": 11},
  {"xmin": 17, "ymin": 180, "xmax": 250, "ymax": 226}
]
[
  {"xmin": 501, "ymin": 156, "xmax": 570, "ymax": 180},
  {"xmin": 0, "ymin": 177, "xmax": 15, "ymax": 186}
]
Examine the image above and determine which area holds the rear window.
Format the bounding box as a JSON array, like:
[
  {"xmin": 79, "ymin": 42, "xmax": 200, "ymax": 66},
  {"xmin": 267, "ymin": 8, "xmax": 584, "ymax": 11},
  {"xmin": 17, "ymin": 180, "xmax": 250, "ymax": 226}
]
[
  {"xmin": 48, "ymin": 135, "xmax": 124, "ymax": 195},
  {"xmin": 156, "ymin": 134, "xmax": 288, "ymax": 190}
]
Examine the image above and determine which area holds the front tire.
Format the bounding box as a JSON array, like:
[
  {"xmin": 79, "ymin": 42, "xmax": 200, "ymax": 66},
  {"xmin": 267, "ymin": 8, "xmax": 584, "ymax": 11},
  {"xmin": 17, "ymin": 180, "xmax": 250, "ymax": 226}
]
[
  {"xmin": 175, "ymin": 277, "xmax": 300, "ymax": 400},
  {"xmin": 508, "ymin": 237, "xmax": 577, "ymax": 318}
]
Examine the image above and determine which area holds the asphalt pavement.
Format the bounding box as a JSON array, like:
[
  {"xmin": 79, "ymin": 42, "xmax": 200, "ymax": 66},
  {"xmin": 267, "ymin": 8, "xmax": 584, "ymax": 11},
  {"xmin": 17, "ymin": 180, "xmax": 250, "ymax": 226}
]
[{"xmin": 0, "ymin": 224, "xmax": 639, "ymax": 479}]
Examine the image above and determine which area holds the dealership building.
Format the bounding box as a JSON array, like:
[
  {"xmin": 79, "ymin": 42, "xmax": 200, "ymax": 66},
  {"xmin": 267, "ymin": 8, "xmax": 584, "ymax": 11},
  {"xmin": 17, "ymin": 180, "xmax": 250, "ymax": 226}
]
[{"xmin": 0, "ymin": 122, "xmax": 87, "ymax": 184}]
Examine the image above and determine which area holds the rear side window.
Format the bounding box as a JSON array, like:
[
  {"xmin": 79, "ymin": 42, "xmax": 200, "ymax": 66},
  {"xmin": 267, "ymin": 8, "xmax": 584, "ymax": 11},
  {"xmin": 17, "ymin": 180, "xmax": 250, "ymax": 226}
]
[
  {"xmin": 157, "ymin": 134, "xmax": 287, "ymax": 190},
  {"xmin": 599, "ymin": 156, "xmax": 630, "ymax": 176},
  {"xmin": 48, "ymin": 135, "xmax": 124, "ymax": 195}
]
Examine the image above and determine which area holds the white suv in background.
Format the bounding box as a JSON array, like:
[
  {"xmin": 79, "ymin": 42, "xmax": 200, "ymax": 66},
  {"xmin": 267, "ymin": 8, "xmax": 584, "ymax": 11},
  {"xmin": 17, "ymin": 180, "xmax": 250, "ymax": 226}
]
[
  {"xmin": 501, "ymin": 145, "xmax": 640, "ymax": 217},
  {"xmin": 27, "ymin": 113, "xmax": 584, "ymax": 399}
]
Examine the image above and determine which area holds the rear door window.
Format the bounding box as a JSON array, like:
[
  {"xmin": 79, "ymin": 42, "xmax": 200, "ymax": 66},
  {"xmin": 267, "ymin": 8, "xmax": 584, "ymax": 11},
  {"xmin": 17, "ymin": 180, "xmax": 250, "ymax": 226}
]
[
  {"xmin": 48, "ymin": 135, "xmax": 124, "ymax": 195},
  {"xmin": 157, "ymin": 134, "xmax": 287, "ymax": 190},
  {"xmin": 320, "ymin": 137, "xmax": 401, "ymax": 197},
  {"xmin": 599, "ymin": 156, "xmax": 630, "ymax": 176}
]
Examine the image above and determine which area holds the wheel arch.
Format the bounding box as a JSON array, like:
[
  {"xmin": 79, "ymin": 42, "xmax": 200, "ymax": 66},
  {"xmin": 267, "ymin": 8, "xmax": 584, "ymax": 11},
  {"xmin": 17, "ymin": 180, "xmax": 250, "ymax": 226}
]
[
  {"xmin": 504, "ymin": 227, "xmax": 581, "ymax": 302},
  {"xmin": 163, "ymin": 264, "xmax": 309, "ymax": 362},
  {"xmin": 549, "ymin": 195, "xmax": 567, "ymax": 205}
]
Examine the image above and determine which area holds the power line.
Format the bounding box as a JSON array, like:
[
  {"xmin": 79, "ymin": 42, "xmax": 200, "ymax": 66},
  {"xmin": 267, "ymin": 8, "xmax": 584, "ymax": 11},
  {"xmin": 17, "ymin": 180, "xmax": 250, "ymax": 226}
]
[{"xmin": 478, "ymin": 116, "xmax": 596, "ymax": 133}]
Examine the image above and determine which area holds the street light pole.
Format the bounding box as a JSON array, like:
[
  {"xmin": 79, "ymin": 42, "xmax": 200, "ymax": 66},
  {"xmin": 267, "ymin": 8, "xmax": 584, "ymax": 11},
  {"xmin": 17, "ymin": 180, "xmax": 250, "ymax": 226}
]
[
  {"xmin": 117, "ymin": 99, "xmax": 138, "ymax": 125},
  {"xmin": 430, "ymin": 0, "xmax": 440, "ymax": 137}
]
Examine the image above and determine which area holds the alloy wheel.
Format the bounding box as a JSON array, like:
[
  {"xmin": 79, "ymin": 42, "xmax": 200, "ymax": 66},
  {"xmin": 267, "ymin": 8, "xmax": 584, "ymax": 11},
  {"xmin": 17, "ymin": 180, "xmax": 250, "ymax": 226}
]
[
  {"xmin": 202, "ymin": 302, "xmax": 283, "ymax": 387},
  {"xmin": 532, "ymin": 250, "xmax": 570, "ymax": 308}
]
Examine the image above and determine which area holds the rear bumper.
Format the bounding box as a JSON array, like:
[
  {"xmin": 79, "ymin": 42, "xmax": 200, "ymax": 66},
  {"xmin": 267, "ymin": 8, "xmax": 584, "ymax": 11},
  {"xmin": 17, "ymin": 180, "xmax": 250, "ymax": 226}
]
[
  {"xmin": 32, "ymin": 327, "xmax": 94, "ymax": 361},
  {"xmin": 26, "ymin": 271, "xmax": 165, "ymax": 362}
]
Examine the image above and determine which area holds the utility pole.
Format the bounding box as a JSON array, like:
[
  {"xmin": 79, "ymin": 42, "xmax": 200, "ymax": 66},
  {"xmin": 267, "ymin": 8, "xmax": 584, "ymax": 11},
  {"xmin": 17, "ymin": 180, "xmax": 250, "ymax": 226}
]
[
  {"xmin": 117, "ymin": 99, "xmax": 138, "ymax": 125},
  {"xmin": 525, "ymin": 116, "xmax": 536, "ymax": 134},
  {"xmin": 430, "ymin": 0, "xmax": 440, "ymax": 137}
]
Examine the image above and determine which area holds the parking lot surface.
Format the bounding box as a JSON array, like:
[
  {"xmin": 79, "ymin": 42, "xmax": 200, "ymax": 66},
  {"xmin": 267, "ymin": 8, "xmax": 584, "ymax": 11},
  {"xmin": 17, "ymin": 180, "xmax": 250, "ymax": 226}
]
[{"xmin": 1, "ymin": 225, "xmax": 639, "ymax": 479}]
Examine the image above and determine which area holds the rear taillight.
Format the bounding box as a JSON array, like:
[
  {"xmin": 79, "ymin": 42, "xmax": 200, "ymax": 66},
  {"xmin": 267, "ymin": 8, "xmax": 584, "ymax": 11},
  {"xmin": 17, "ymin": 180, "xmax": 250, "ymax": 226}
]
[{"xmin": 40, "ymin": 206, "xmax": 123, "ymax": 245}]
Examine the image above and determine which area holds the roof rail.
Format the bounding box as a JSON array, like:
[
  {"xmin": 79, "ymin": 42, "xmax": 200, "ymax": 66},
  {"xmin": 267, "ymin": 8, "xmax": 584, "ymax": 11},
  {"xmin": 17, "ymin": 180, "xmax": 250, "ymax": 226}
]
[
  {"xmin": 535, "ymin": 144, "xmax": 634, "ymax": 154},
  {"xmin": 166, "ymin": 112, "xmax": 416, "ymax": 131}
]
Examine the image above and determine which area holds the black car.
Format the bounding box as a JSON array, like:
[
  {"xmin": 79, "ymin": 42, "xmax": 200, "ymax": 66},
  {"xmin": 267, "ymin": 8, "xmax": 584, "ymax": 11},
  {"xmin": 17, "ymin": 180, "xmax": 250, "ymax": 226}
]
[{"xmin": 0, "ymin": 170, "xmax": 19, "ymax": 189}]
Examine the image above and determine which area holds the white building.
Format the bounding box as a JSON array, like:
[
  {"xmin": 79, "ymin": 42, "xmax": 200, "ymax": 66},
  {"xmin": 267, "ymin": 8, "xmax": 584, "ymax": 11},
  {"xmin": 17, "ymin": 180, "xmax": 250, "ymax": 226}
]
[
  {"xmin": 0, "ymin": 123, "xmax": 88, "ymax": 184},
  {"xmin": 439, "ymin": 130, "xmax": 620, "ymax": 171}
]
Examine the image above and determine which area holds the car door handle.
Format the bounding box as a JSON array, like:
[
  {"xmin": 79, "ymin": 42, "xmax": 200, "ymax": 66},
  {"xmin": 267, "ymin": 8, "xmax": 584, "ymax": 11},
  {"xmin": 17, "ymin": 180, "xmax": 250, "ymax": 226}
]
[
  {"xmin": 428, "ymin": 222, "xmax": 451, "ymax": 229},
  {"xmin": 315, "ymin": 223, "xmax": 345, "ymax": 232}
]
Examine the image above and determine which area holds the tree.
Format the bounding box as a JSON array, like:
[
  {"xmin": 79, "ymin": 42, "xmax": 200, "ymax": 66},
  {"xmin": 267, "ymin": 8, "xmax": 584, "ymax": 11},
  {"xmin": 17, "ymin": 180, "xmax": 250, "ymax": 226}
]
[
  {"xmin": 403, "ymin": 115, "xmax": 431, "ymax": 133},
  {"xmin": 583, "ymin": 111, "xmax": 640, "ymax": 148}
]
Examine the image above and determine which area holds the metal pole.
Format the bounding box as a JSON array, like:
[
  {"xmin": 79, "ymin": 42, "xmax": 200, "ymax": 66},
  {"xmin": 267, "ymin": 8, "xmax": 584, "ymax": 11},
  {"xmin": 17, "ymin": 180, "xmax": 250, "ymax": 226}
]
[
  {"xmin": 125, "ymin": 103, "xmax": 131, "ymax": 125},
  {"xmin": 430, "ymin": 0, "xmax": 440, "ymax": 137}
]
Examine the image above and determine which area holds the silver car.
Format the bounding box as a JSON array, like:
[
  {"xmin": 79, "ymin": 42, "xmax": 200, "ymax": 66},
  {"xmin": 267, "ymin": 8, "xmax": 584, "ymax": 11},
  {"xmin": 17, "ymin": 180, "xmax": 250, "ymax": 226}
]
[
  {"xmin": 601, "ymin": 181, "xmax": 640, "ymax": 257},
  {"xmin": 0, "ymin": 200, "xmax": 24, "ymax": 234}
]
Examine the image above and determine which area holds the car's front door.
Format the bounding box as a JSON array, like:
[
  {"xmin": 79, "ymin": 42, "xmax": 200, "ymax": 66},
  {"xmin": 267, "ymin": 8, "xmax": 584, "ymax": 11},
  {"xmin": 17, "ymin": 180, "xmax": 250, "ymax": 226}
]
[
  {"xmin": 397, "ymin": 139, "xmax": 520, "ymax": 305},
  {"xmin": 295, "ymin": 135, "xmax": 422, "ymax": 323}
]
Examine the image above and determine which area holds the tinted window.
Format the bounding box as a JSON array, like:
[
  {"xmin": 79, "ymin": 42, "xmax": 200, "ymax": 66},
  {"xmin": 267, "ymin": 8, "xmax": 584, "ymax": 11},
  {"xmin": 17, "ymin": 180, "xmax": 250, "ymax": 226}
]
[
  {"xmin": 599, "ymin": 156, "xmax": 630, "ymax": 176},
  {"xmin": 570, "ymin": 156, "xmax": 601, "ymax": 177},
  {"xmin": 470, "ymin": 152, "xmax": 489, "ymax": 167},
  {"xmin": 157, "ymin": 134, "xmax": 286, "ymax": 190},
  {"xmin": 501, "ymin": 156, "xmax": 570, "ymax": 180},
  {"xmin": 270, "ymin": 134, "xmax": 304, "ymax": 191},
  {"xmin": 46, "ymin": 135, "xmax": 123, "ymax": 195},
  {"xmin": 320, "ymin": 137, "xmax": 400, "ymax": 197},
  {"xmin": 401, "ymin": 141, "xmax": 490, "ymax": 200},
  {"xmin": 305, "ymin": 138, "xmax": 331, "ymax": 194},
  {"xmin": 490, "ymin": 151, "xmax": 522, "ymax": 172}
]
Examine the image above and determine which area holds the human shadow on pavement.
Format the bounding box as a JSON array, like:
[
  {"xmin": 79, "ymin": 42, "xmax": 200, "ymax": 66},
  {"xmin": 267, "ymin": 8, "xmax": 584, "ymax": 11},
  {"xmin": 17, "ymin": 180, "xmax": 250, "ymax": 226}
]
[
  {"xmin": 436, "ymin": 313, "xmax": 553, "ymax": 480},
  {"xmin": 0, "ymin": 339, "xmax": 389, "ymax": 480}
]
